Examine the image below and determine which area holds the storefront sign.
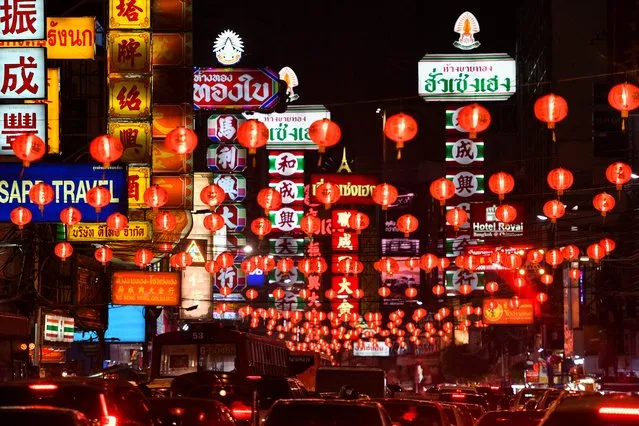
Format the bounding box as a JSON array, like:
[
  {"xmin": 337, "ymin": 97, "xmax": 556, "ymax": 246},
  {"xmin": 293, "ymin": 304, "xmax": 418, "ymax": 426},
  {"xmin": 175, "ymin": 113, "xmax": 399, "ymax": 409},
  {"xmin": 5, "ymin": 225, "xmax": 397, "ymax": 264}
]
[
  {"xmin": 207, "ymin": 143, "xmax": 247, "ymax": 172},
  {"xmin": 108, "ymin": 0, "xmax": 151, "ymax": 29},
  {"xmin": 269, "ymin": 151, "xmax": 304, "ymax": 177},
  {"xmin": 207, "ymin": 114, "xmax": 244, "ymax": 142},
  {"xmin": 108, "ymin": 121, "xmax": 151, "ymax": 162},
  {"xmin": 418, "ymin": 53, "xmax": 516, "ymax": 101},
  {"xmin": 108, "ymin": 75, "xmax": 151, "ymax": 118},
  {"xmin": 107, "ymin": 31, "xmax": 151, "ymax": 73},
  {"xmin": 181, "ymin": 266, "xmax": 211, "ymax": 320},
  {"xmin": 269, "ymin": 180, "xmax": 304, "ymax": 205},
  {"xmin": 46, "ymin": 17, "xmax": 95, "ymax": 59},
  {"xmin": 0, "ymin": 163, "xmax": 127, "ymax": 222},
  {"xmin": 213, "ymin": 174, "xmax": 246, "ymax": 202},
  {"xmin": 470, "ymin": 202, "xmax": 524, "ymax": 238},
  {"xmin": 381, "ymin": 238, "xmax": 420, "ymax": 257},
  {"xmin": 151, "ymin": 175, "xmax": 194, "ymax": 210},
  {"xmin": 152, "ymin": 32, "xmax": 192, "ymax": 66},
  {"xmin": 445, "ymin": 269, "xmax": 485, "ymax": 291},
  {"xmin": 331, "ymin": 254, "xmax": 358, "ymax": 274},
  {"xmin": 0, "ymin": 47, "xmax": 46, "ymax": 99},
  {"xmin": 193, "ymin": 67, "xmax": 282, "ymax": 111},
  {"xmin": 67, "ymin": 221, "xmax": 151, "ymax": 242},
  {"xmin": 446, "ymin": 172, "xmax": 485, "ymax": 198},
  {"xmin": 128, "ymin": 165, "xmax": 150, "ymax": 209},
  {"xmin": 332, "ymin": 275, "xmax": 359, "ymax": 300},
  {"xmin": 44, "ymin": 314, "xmax": 74, "ymax": 343},
  {"xmin": 0, "ymin": 0, "xmax": 45, "ymax": 40},
  {"xmin": 213, "ymin": 265, "xmax": 246, "ymax": 292},
  {"xmin": 0, "ymin": 103, "xmax": 46, "ymax": 155},
  {"xmin": 270, "ymin": 237, "xmax": 305, "ymax": 257},
  {"xmin": 112, "ymin": 271, "xmax": 180, "ymax": 306},
  {"xmin": 446, "ymin": 139, "xmax": 484, "ymax": 166},
  {"xmin": 453, "ymin": 11, "xmax": 481, "ymax": 50},
  {"xmin": 184, "ymin": 239, "xmax": 206, "ymax": 265},
  {"xmin": 332, "ymin": 297, "xmax": 359, "ymax": 317},
  {"xmin": 332, "ymin": 230, "xmax": 359, "ymax": 252},
  {"xmin": 268, "ymin": 207, "xmax": 303, "ymax": 232},
  {"xmin": 249, "ymin": 105, "xmax": 329, "ymax": 149},
  {"xmin": 353, "ymin": 341, "xmax": 390, "ymax": 357},
  {"xmin": 483, "ymin": 298, "xmax": 534, "ymax": 325},
  {"xmin": 213, "ymin": 29, "xmax": 243, "ymax": 65},
  {"xmin": 213, "ymin": 204, "xmax": 246, "ymax": 232},
  {"xmin": 152, "ymin": 140, "xmax": 194, "ymax": 174},
  {"xmin": 310, "ymin": 174, "xmax": 379, "ymax": 205},
  {"xmin": 332, "ymin": 209, "xmax": 357, "ymax": 231},
  {"xmin": 152, "ymin": 103, "xmax": 193, "ymax": 138},
  {"xmin": 445, "ymin": 235, "xmax": 483, "ymax": 257}
]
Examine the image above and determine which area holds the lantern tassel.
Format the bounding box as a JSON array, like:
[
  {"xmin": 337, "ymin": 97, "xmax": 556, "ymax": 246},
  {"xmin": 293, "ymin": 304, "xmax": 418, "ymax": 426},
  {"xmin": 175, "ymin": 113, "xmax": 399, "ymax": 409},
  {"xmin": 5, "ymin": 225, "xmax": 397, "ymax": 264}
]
[
  {"xmin": 252, "ymin": 156, "xmax": 256, "ymax": 168},
  {"xmin": 317, "ymin": 153, "xmax": 323, "ymax": 167},
  {"xmin": 552, "ymin": 129, "xmax": 556, "ymax": 143},
  {"xmin": 397, "ymin": 148, "xmax": 402, "ymax": 160},
  {"xmin": 622, "ymin": 117, "xmax": 626, "ymax": 131}
]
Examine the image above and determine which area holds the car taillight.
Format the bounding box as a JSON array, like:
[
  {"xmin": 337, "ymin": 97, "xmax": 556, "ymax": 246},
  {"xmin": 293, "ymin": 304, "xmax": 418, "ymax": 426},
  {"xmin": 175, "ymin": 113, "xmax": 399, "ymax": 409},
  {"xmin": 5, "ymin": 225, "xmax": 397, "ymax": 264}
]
[
  {"xmin": 103, "ymin": 415, "xmax": 117, "ymax": 426},
  {"xmin": 490, "ymin": 386, "xmax": 500, "ymax": 390},
  {"xmin": 230, "ymin": 401, "xmax": 253, "ymax": 421},
  {"xmin": 599, "ymin": 407, "xmax": 639, "ymax": 416},
  {"xmin": 29, "ymin": 384, "xmax": 58, "ymax": 391},
  {"xmin": 452, "ymin": 394, "xmax": 466, "ymax": 399}
]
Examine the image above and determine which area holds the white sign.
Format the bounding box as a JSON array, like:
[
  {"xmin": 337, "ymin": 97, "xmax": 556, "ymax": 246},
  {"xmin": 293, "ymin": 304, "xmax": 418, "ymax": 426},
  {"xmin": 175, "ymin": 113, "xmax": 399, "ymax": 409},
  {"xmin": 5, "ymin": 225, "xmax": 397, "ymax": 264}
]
[
  {"xmin": 44, "ymin": 314, "xmax": 74, "ymax": 343},
  {"xmin": 448, "ymin": 171, "xmax": 484, "ymax": 198},
  {"xmin": 353, "ymin": 340, "xmax": 390, "ymax": 357},
  {"xmin": 0, "ymin": 103, "xmax": 45, "ymax": 155},
  {"xmin": 0, "ymin": 0, "xmax": 45, "ymax": 40},
  {"xmin": 0, "ymin": 47, "xmax": 46, "ymax": 99},
  {"xmin": 453, "ymin": 11, "xmax": 480, "ymax": 50},
  {"xmin": 181, "ymin": 267, "xmax": 211, "ymax": 320},
  {"xmin": 213, "ymin": 30, "xmax": 243, "ymax": 66},
  {"xmin": 418, "ymin": 53, "xmax": 516, "ymax": 101},
  {"xmin": 247, "ymin": 105, "xmax": 330, "ymax": 150}
]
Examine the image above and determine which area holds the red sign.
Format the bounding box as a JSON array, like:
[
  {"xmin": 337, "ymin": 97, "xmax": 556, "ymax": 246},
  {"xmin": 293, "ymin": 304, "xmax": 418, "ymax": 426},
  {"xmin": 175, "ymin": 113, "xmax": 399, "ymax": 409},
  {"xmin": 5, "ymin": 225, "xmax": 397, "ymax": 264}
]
[
  {"xmin": 332, "ymin": 298, "xmax": 360, "ymax": 317},
  {"xmin": 331, "ymin": 254, "xmax": 359, "ymax": 274},
  {"xmin": 332, "ymin": 209, "xmax": 357, "ymax": 232},
  {"xmin": 310, "ymin": 174, "xmax": 378, "ymax": 205},
  {"xmin": 193, "ymin": 67, "xmax": 282, "ymax": 111},
  {"xmin": 332, "ymin": 230, "xmax": 359, "ymax": 252},
  {"xmin": 331, "ymin": 275, "xmax": 359, "ymax": 299},
  {"xmin": 470, "ymin": 202, "xmax": 525, "ymax": 239}
]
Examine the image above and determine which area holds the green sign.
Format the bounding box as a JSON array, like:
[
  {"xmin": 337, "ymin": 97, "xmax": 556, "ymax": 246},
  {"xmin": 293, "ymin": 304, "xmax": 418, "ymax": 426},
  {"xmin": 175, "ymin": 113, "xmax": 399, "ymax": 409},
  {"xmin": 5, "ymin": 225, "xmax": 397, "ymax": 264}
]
[
  {"xmin": 445, "ymin": 269, "xmax": 485, "ymax": 290},
  {"xmin": 446, "ymin": 173, "xmax": 485, "ymax": 198},
  {"xmin": 248, "ymin": 105, "xmax": 330, "ymax": 150},
  {"xmin": 446, "ymin": 141, "xmax": 484, "ymax": 165},
  {"xmin": 268, "ymin": 180, "xmax": 304, "ymax": 204}
]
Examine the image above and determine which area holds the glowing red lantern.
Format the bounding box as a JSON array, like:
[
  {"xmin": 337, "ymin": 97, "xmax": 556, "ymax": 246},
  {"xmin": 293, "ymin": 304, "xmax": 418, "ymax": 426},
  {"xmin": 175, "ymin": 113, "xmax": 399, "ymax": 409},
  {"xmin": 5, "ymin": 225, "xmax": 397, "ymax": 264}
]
[
  {"xmin": 430, "ymin": 178, "xmax": 456, "ymax": 206},
  {"xmin": 527, "ymin": 250, "xmax": 543, "ymax": 264},
  {"xmin": 154, "ymin": 211, "xmax": 177, "ymax": 232},
  {"xmin": 143, "ymin": 185, "xmax": 168, "ymax": 211},
  {"xmin": 438, "ymin": 257, "xmax": 450, "ymax": 270},
  {"xmin": 514, "ymin": 276, "xmax": 526, "ymax": 289},
  {"xmin": 561, "ymin": 245, "xmax": 580, "ymax": 261},
  {"xmin": 315, "ymin": 182, "xmax": 341, "ymax": 209},
  {"xmin": 205, "ymin": 260, "xmax": 220, "ymax": 275},
  {"xmin": 569, "ymin": 269, "xmax": 581, "ymax": 280},
  {"xmin": 257, "ymin": 188, "xmax": 282, "ymax": 214},
  {"xmin": 174, "ymin": 251, "xmax": 193, "ymax": 269},
  {"xmin": 379, "ymin": 257, "xmax": 399, "ymax": 275},
  {"xmin": 200, "ymin": 184, "xmax": 226, "ymax": 210},
  {"xmin": 405, "ymin": 287, "xmax": 418, "ymax": 298},
  {"xmin": 541, "ymin": 274, "xmax": 554, "ymax": 285},
  {"xmin": 446, "ymin": 207, "xmax": 468, "ymax": 231},
  {"xmin": 432, "ymin": 285, "xmax": 445, "ymax": 296},
  {"xmin": 384, "ymin": 113, "xmax": 418, "ymax": 159},
  {"xmin": 457, "ymin": 103, "xmax": 491, "ymax": 138},
  {"xmin": 272, "ymin": 288, "xmax": 286, "ymax": 300},
  {"xmin": 86, "ymin": 186, "xmax": 111, "ymax": 213},
  {"xmin": 396, "ymin": 214, "xmax": 418, "ymax": 237},
  {"xmin": 593, "ymin": 192, "xmax": 615, "ymax": 217},
  {"xmin": 608, "ymin": 82, "xmax": 639, "ymax": 129},
  {"xmin": 277, "ymin": 258, "xmax": 294, "ymax": 275},
  {"xmin": 158, "ymin": 243, "xmax": 173, "ymax": 252},
  {"xmin": 536, "ymin": 292, "xmax": 549, "ymax": 304},
  {"xmin": 349, "ymin": 212, "xmax": 369, "ymax": 234},
  {"xmin": 94, "ymin": 246, "xmax": 113, "ymax": 266},
  {"xmin": 300, "ymin": 214, "xmax": 321, "ymax": 237},
  {"xmin": 503, "ymin": 253, "xmax": 522, "ymax": 270},
  {"xmin": 547, "ymin": 167, "xmax": 574, "ymax": 196},
  {"xmin": 485, "ymin": 281, "xmax": 499, "ymax": 294},
  {"xmin": 372, "ymin": 183, "xmax": 398, "ymax": 210},
  {"xmin": 420, "ymin": 254, "xmax": 438, "ymax": 272},
  {"xmin": 587, "ymin": 243, "xmax": 605, "ymax": 263},
  {"xmin": 203, "ymin": 213, "xmax": 225, "ymax": 234},
  {"xmin": 454, "ymin": 255, "xmax": 466, "ymax": 269},
  {"xmin": 600, "ymin": 238, "xmax": 616, "ymax": 253},
  {"xmin": 251, "ymin": 217, "xmax": 272, "ymax": 240},
  {"xmin": 543, "ymin": 199, "xmax": 565, "ymax": 223},
  {"xmin": 534, "ymin": 93, "xmax": 568, "ymax": 141},
  {"xmin": 308, "ymin": 119, "xmax": 341, "ymax": 154},
  {"xmin": 134, "ymin": 248, "xmax": 153, "ymax": 268},
  {"xmin": 54, "ymin": 242, "xmax": 73, "ymax": 261},
  {"xmin": 488, "ymin": 172, "xmax": 515, "ymax": 200},
  {"xmin": 378, "ymin": 286, "xmax": 391, "ymax": 297},
  {"xmin": 216, "ymin": 252, "xmax": 235, "ymax": 271},
  {"xmin": 10, "ymin": 206, "xmax": 32, "ymax": 229},
  {"xmin": 545, "ymin": 249, "xmax": 564, "ymax": 268},
  {"xmin": 606, "ymin": 162, "xmax": 632, "ymax": 191},
  {"xmin": 463, "ymin": 255, "xmax": 481, "ymax": 272},
  {"xmin": 106, "ymin": 212, "xmax": 128, "ymax": 232},
  {"xmin": 11, "ymin": 134, "xmax": 45, "ymax": 167},
  {"xmin": 246, "ymin": 289, "xmax": 258, "ymax": 300},
  {"xmin": 491, "ymin": 251, "xmax": 505, "ymax": 265},
  {"xmin": 165, "ymin": 126, "xmax": 197, "ymax": 154},
  {"xmin": 29, "ymin": 182, "xmax": 54, "ymax": 213},
  {"xmin": 60, "ymin": 207, "xmax": 82, "ymax": 226},
  {"xmin": 495, "ymin": 204, "xmax": 517, "ymax": 223},
  {"xmin": 89, "ymin": 135, "xmax": 124, "ymax": 167},
  {"xmin": 405, "ymin": 257, "xmax": 420, "ymax": 270},
  {"xmin": 237, "ymin": 119, "xmax": 268, "ymax": 155},
  {"xmin": 459, "ymin": 284, "xmax": 473, "ymax": 296}
]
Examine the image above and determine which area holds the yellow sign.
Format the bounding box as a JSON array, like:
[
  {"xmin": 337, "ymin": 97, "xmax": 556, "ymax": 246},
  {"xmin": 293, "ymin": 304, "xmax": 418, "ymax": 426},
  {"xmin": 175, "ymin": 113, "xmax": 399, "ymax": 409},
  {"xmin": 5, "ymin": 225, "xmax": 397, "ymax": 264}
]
[
  {"xmin": 46, "ymin": 17, "xmax": 96, "ymax": 59},
  {"xmin": 109, "ymin": 0, "xmax": 151, "ymax": 29},
  {"xmin": 483, "ymin": 298, "xmax": 534, "ymax": 325},
  {"xmin": 108, "ymin": 76, "xmax": 151, "ymax": 118},
  {"xmin": 128, "ymin": 165, "xmax": 151, "ymax": 209},
  {"xmin": 67, "ymin": 221, "xmax": 151, "ymax": 242},
  {"xmin": 108, "ymin": 31, "xmax": 151, "ymax": 74},
  {"xmin": 108, "ymin": 121, "xmax": 151, "ymax": 162},
  {"xmin": 26, "ymin": 69, "xmax": 60, "ymax": 154}
]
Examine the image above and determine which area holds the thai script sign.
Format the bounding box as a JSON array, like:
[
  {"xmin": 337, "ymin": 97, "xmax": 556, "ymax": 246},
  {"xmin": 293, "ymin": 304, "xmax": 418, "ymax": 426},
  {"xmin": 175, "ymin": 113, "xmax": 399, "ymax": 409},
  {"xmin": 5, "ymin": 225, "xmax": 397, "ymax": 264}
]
[
  {"xmin": 0, "ymin": 0, "xmax": 45, "ymax": 40},
  {"xmin": 193, "ymin": 67, "xmax": 282, "ymax": 111},
  {"xmin": 112, "ymin": 271, "xmax": 180, "ymax": 306},
  {"xmin": 353, "ymin": 340, "xmax": 390, "ymax": 357},
  {"xmin": 0, "ymin": 103, "xmax": 45, "ymax": 155},
  {"xmin": 0, "ymin": 47, "xmax": 45, "ymax": 99},
  {"xmin": 108, "ymin": 0, "xmax": 150, "ymax": 29},
  {"xmin": 67, "ymin": 221, "xmax": 151, "ymax": 242},
  {"xmin": 46, "ymin": 17, "xmax": 95, "ymax": 59},
  {"xmin": 248, "ymin": 105, "xmax": 329, "ymax": 149},
  {"xmin": 418, "ymin": 53, "xmax": 516, "ymax": 101},
  {"xmin": 483, "ymin": 298, "xmax": 534, "ymax": 325},
  {"xmin": 309, "ymin": 174, "xmax": 379, "ymax": 205}
]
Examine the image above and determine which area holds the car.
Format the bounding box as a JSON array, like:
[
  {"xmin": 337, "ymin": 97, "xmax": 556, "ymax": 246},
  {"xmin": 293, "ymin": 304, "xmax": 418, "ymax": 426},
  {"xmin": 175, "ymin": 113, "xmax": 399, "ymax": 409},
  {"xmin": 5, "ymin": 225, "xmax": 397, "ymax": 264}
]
[
  {"xmin": 263, "ymin": 399, "xmax": 392, "ymax": 426},
  {"xmin": 446, "ymin": 403, "xmax": 475, "ymax": 426},
  {"xmin": 475, "ymin": 386, "xmax": 510, "ymax": 411},
  {"xmin": 438, "ymin": 403, "xmax": 468, "ymax": 426},
  {"xmin": 476, "ymin": 411, "xmax": 545, "ymax": 426},
  {"xmin": 147, "ymin": 397, "xmax": 236, "ymax": 426},
  {"xmin": 372, "ymin": 398, "xmax": 450, "ymax": 426},
  {"xmin": 435, "ymin": 392, "xmax": 489, "ymax": 411},
  {"xmin": 511, "ymin": 387, "xmax": 549, "ymax": 411},
  {"xmin": 539, "ymin": 393, "xmax": 639, "ymax": 425},
  {"xmin": 316, "ymin": 367, "xmax": 386, "ymax": 398},
  {"xmin": 535, "ymin": 389, "xmax": 564, "ymax": 410},
  {"xmin": 453, "ymin": 403, "xmax": 485, "ymax": 422},
  {"xmin": 0, "ymin": 378, "xmax": 155, "ymax": 426},
  {"xmin": 0, "ymin": 406, "xmax": 90, "ymax": 426}
]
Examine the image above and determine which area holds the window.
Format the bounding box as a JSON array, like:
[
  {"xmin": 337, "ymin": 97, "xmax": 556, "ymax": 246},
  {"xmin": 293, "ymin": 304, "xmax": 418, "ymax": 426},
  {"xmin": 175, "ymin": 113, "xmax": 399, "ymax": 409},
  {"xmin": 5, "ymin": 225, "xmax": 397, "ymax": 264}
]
[
  {"xmin": 160, "ymin": 344, "xmax": 197, "ymax": 377},
  {"xmin": 200, "ymin": 344, "xmax": 237, "ymax": 372},
  {"xmin": 110, "ymin": 388, "xmax": 152, "ymax": 425}
]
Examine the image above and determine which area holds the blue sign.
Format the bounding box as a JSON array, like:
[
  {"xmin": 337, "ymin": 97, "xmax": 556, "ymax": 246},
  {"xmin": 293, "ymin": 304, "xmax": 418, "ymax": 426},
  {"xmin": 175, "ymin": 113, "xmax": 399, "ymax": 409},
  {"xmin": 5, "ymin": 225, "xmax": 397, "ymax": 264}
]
[
  {"xmin": 74, "ymin": 305, "xmax": 144, "ymax": 343},
  {"xmin": 0, "ymin": 164, "xmax": 127, "ymax": 223}
]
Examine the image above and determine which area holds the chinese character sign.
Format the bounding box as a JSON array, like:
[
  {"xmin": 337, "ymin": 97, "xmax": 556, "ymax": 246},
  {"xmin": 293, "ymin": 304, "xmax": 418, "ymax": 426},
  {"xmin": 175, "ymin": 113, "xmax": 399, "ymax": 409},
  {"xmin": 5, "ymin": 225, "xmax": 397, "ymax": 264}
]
[
  {"xmin": 108, "ymin": 76, "xmax": 151, "ymax": 118},
  {"xmin": 108, "ymin": 121, "xmax": 151, "ymax": 163},
  {"xmin": 269, "ymin": 151, "xmax": 305, "ymax": 177},
  {"xmin": 207, "ymin": 143, "xmax": 247, "ymax": 172},
  {"xmin": 446, "ymin": 139, "xmax": 484, "ymax": 166},
  {"xmin": 207, "ymin": 114, "xmax": 243, "ymax": 142},
  {"xmin": 127, "ymin": 165, "xmax": 150, "ymax": 209},
  {"xmin": 213, "ymin": 174, "xmax": 247, "ymax": 202},
  {"xmin": 269, "ymin": 179, "xmax": 303, "ymax": 205},
  {"xmin": 213, "ymin": 204, "xmax": 247, "ymax": 232},
  {"xmin": 447, "ymin": 172, "xmax": 485, "ymax": 198},
  {"xmin": 0, "ymin": 0, "xmax": 45, "ymax": 40},
  {"xmin": 108, "ymin": 0, "xmax": 150, "ymax": 29},
  {"xmin": 268, "ymin": 207, "xmax": 303, "ymax": 232},
  {"xmin": 25, "ymin": 67, "xmax": 58, "ymax": 153},
  {"xmin": 332, "ymin": 230, "xmax": 359, "ymax": 252},
  {"xmin": 112, "ymin": 271, "xmax": 179, "ymax": 306},
  {"xmin": 0, "ymin": 103, "xmax": 44, "ymax": 155},
  {"xmin": 0, "ymin": 47, "xmax": 45, "ymax": 99},
  {"xmin": 107, "ymin": 31, "xmax": 151, "ymax": 73},
  {"xmin": 46, "ymin": 17, "xmax": 95, "ymax": 59}
]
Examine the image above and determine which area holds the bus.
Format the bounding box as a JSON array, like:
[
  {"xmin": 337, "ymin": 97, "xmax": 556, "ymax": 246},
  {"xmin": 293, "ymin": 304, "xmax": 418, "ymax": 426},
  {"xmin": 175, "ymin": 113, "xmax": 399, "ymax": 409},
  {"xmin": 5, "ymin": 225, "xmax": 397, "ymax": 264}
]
[
  {"xmin": 287, "ymin": 351, "xmax": 333, "ymax": 391},
  {"xmin": 150, "ymin": 324, "xmax": 289, "ymax": 380}
]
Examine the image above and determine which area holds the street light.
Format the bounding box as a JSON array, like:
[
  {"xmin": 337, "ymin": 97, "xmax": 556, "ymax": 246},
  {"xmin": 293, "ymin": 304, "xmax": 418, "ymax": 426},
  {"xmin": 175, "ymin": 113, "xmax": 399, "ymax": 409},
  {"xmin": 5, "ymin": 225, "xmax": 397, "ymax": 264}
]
[{"xmin": 537, "ymin": 215, "xmax": 548, "ymax": 221}]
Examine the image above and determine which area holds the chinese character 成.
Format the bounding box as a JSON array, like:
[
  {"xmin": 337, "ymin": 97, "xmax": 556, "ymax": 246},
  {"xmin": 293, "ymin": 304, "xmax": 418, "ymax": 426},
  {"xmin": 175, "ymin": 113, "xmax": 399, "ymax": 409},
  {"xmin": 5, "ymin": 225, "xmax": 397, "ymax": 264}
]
[{"xmin": 1, "ymin": 55, "xmax": 39, "ymax": 95}]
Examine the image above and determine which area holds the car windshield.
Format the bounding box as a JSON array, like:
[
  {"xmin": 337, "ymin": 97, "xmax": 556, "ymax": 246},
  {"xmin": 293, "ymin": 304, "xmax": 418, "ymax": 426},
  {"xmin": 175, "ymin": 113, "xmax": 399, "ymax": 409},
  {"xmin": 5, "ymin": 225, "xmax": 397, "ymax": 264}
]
[
  {"xmin": 148, "ymin": 398, "xmax": 235, "ymax": 426},
  {"xmin": 379, "ymin": 402, "xmax": 442, "ymax": 426},
  {"xmin": 517, "ymin": 389, "xmax": 547, "ymax": 405},
  {"xmin": 0, "ymin": 386, "xmax": 102, "ymax": 420},
  {"xmin": 266, "ymin": 404, "xmax": 383, "ymax": 426},
  {"xmin": 0, "ymin": 410, "xmax": 85, "ymax": 426},
  {"xmin": 477, "ymin": 411, "xmax": 545, "ymax": 426}
]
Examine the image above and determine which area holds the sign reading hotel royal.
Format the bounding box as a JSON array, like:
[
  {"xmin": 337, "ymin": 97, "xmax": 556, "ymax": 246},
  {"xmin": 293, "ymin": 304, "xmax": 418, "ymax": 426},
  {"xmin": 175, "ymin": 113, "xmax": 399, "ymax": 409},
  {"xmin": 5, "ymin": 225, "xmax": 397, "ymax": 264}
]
[{"xmin": 418, "ymin": 53, "xmax": 516, "ymax": 101}]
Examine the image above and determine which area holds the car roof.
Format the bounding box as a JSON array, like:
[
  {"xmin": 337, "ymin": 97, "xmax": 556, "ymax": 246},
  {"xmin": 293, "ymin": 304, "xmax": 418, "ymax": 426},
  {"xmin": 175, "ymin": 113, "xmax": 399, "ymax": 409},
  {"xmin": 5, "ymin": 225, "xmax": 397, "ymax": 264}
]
[
  {"xmin": 373, "ymin": 398, "xmax": 441, "ymax": 406},
  {"xmin": 317, "ymin": 366, "xmax": 384, "ymax": 372},
  {"xmin": 274, "ymin": 398, "xmax": 383, "ymax": 407},
  {"xmin": 0, "ymin": 378, "xmax": 137, "ymax": 392},
  {"xmin": 147, "ymin": 397, "xmax": 227, "ymax": 407},
  {"xmin": 550, "ymin": 393, "xmax": 639, "ymax": 412}
]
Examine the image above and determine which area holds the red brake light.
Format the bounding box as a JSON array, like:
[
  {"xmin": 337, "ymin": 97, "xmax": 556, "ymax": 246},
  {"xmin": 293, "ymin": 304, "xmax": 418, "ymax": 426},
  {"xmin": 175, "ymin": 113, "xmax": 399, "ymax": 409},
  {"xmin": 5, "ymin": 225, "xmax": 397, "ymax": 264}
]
[
  {"xmin": 103, "ymin": 415, "xmax": 117, "ymax": 426},
  {"xmin": 246, "ymin": 376, "xmax": 262, "ymax": 380},
  {"xmin": 230, "ymin": 401, "xmax": 253, "ymax": 421},
  {"xmin": 452, "ymin": 394, "xmax": 466, "ymax": 399},
  {"xmin": 29, "ymin": 384, "xmax": 58, "ymax": 391},
  {"xmin": 599, "ymin": 407, "xmax": 639, "ymax": 416},
  {"xmin": 490, "ymin": 386, "xmax": 500, "ymax": 390}
]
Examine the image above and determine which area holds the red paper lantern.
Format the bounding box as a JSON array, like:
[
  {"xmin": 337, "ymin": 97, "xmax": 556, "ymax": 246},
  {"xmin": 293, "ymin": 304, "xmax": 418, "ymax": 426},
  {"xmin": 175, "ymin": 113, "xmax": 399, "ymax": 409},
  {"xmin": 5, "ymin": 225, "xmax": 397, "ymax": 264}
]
[
  {"xmin": 534, "ymin": 93, "xmax": 568, "ymax": 139},
  {"xmin": 165, "ymin": 126, "xmax": 197, "ymax": 155},
  {"xmin": 587, "ymin": 243, "xmax": 605, "ymax": 263},
  {"xmin": 420, "ymin": 254, "xmax": 438, "ymax": 272},
  {"xmin": 11, "ymin": 134, "xmax": 45, "ymax": 167},
  {"xmin": 315, "ymin": 182, "xmax": 341, "ymax": 209},
  {"xmin": 503, "ymin": 253, "xmax": 522, "ymax": 270},
  {"xmin": 446, "ymin": 207, "xmax": 468, "ymax": 231},
  {"xmin": 158, "ymin": 243, "xmax": 173, "ymax": 252},
  {"xmin": 543, "ymin": 199, "xmax": 566, "ymax": 223},
  {"xmin": 384, "ymin": 113, "xmax": 418, "ymax": 159},
  {"xmin": 459, "ymin": 284, "xmax": 473, "ymax": 296},
  {"xmin": 205, "ymin": 259, "xmax": 220, "ymax": 275},
  {"xmin": 237, "ymin": 119, "xmax": 269, "ymax": 155},
  {"xmin": 338, "ymin": 258, "xmax": 363, "ymax": 275},
  {"xmin": 569, "ymin": 268, "xmax": 581, "ymax": 280},
  {"xmin": 257, "ymin": 188, "xmax": 282, "ymax": 214},
  {"xmin": 94, "ymin": 246, "xmax": 113, "ymax": 266},
  {"xmin": 491, "ymin": 251, "xmax": 504, "ymax": 265},
  {"xmin": 608, "ymin": 82, "xmax": 639, "ymax": 129},
  {"xmin": 174, "ymin": 251, "xmax": 193, "ymax": 269},
  {"xmin": 457, "ymin": 103, "xmax": 491, "ymax": 138},
  {"xmin": 527, "ymin": 250, "xmax": 543, "ymax": 264},
  {"xmin": 430, "ymin": 178, "xmax": 456, "ymax": 206},
  {"xmin": 600, "ymin": 238, "xmax": 616, "ymax": 253},
  {"xmin": 89, "ymin": 135, "xmax": 124, "ymax": 167},
  {"xmin": 203, "ymin": 213, "xmax": 225, "ymax": 234},
  {"xmin": 485, "ymin": 281, "xmax": 499, "ymax": 294},
  {"xmin": 378, "ymin": 286, "xmax": 391, "ymax": 297},
  {"xmin": 545, "ymin": 249, "xmax": 564, "ymax": 268},
  {"xmin": 272, "ymin": 288, "xmax": 286, "ymax": 300},
  {"xmin": 495, "ymin": 204, "xmax": 517, "ymax": 223},
  {"xmin": 536, "ymin": 292, "xmax": 549, "ymax": 304},
  {"xmin": 541, "ymin": 274, "xmax": 554, "ymax": 285},
  {"xmin": 561, "ymin": 245, "xmax": 580, "ymax": 261},
  {"xmin": 405, "ymin": 257, "xmax": 420, "ymax": 270},
  {"xmin": 245, "ymin": 288, "xmax": 258, "ymax": 300},
  {"xmin": 143, "ymin": 185, "xmax": 168, "ymax": 211},
  {"xmin": 405, "ymin": 287, "xmax": 418, "ymax": 298},
  {"xmin": 10, "ymin": 206, "xmax": 31, "ymax": 229},
  {"xmin": 216, "ymin": 252, "xmax": 235, "ymax": 270},
  {"xmin": 251, "ymin": 217, "xmax": 272, "ymax": 240},
  {"xmin": 454, "ymin": 255, "xmax": 466, "ymax": 269},
  {"xmin": 463, "ymin": 255, "xmax": 481, "ymax": 272},
  {"xmin": 60, "ymin": 206, "xmax": 82, "ymax": 226},
  {"xmin": 488, "ymin": 172, "xmax": 515, "ymax": 200},
  {"xmin": 514, "ymin": 276, "xmax": 526, "ymax": 288},
  {"xmin": 86, "ymin": 186, "xmax": 111, "ymax": 213},
  {"xmin": 432, "ymin": 284, "xmax": 445, "ymax": 296},
  {"xmin": 372, "ymin": 183, "xmax": 398, "ymax": 211},
  {"xmin": 396, "ymin": 214, "xmax": 418, "ymax": 237},
  {"xmin": 29, "ymin": 182, "xmax": 54, "ymax": 213},
  {"xmin": 308, "ymin": 119, "xmax": 341, "ymax": 153},
  {"xmin": 547, "ymin": 167, "xmax": 574, "ymax": 196},
  {"xmin": 438, "ymin": 257, "xmax": 450, "ymax": 270},
  {"xmin": 606, "ymin": 162, "xmax": 632, "ymax": 191},
  {"xmin": 154, "ymin": 211, "xmax": 177, "ymax": 232},
  {"xmin": 106, "ymin": 212, "xmax": 128, "ymax": 232},
  {"xmin": 277, "ymin": 258, "xmax": 294, "ymax": 275},
  {"xmin": 200, "ymin": 183, "xmax": 226, "ymax": 210},
  {"xmin": 379, "ymin": 257, "xmax": 399, "ymax": 275},
  {"xmin": 54, "ymin": 242, "xmax": 73, "ymax": 261},
  {"xmin": 134, "ymin": 248, "xmax": 153, "ymax": 268},
  {"xmin": 348, "ymin": 212, "xmax": 369, "ymax": 234},
  {"xmin": 300, "ymin": 214, "xmax": 321, "ymax": 237},
  {"xmin": 593, "ymin": 192, "xmax": 615, "ymax": 217}
]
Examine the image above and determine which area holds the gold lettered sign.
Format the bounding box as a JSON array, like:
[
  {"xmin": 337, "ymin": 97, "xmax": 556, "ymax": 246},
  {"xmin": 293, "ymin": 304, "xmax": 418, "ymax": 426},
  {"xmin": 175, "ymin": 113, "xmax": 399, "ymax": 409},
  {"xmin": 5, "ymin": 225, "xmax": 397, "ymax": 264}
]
[
  {"xmin": 152, "ymin": 33, "xmax": 192, "ymax": 66},
  {"xmin": 128, "ymin": 165, "xmax": 151, "ymax": 209},
  {"xmin": 26, "ymin": 68, "xmax": 60, "ymax": 154},
  {"xmin": 108, "ymin": 31, "xmax": 151, "ymax": 74},
  {"xmin": 108, "ymin": 76, "xmax": 151, "ymax": 118},
  {"xmin": 67, "ymin": 221, "xmax": 152, "ymax": 242},
  {"xmin": 108, "ymin": 121, "xmax": 151, "ymax": 162},
  {"xmin": 46, "ymin": 17, "xmax": 96, "ymax": 59},
  {"xmin": 109, "ymin": 0, "xmax": 151, "ymax": 29}
]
